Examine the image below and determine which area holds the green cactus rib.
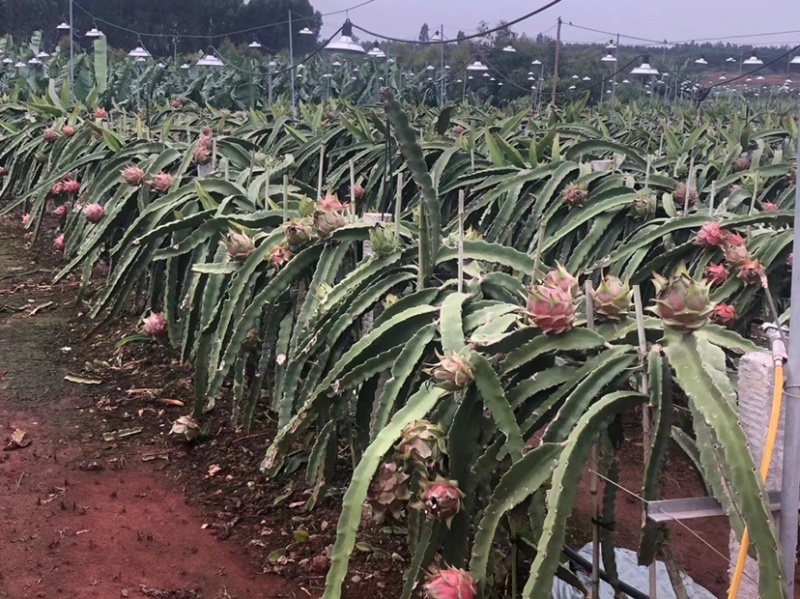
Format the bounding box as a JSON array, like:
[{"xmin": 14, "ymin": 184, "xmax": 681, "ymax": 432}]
[
  {"xmin": 471, "ymin": 353, "xmax": 525, "ymax": 461},
  {"xmin": 639, "ymin": 347, "xmax": 673, "ymax": 566},
  {"xmin": 469, "ymin": 443, "xmax": 561, "ymax": 586},
  {"xmin": 542, "ymin": 353, "xmax": 638, "ymax": 443},
  {"xmin": 439, "ymin": 292, "xmax": 470, "ymax": 353},
  {"xmin": 381, "ymin": 87, "xmax": 440, "ymax": 282},
  {"xmin": 664, "ymin": 331, "xmax": 787, "ymax": 599},
  {"xmin": 262, "ymin": 305, "xmax": 439, "ymax": 473},
  {"xmin": 306, "ymin": 419, "xmax": 335, "ymax": 486},
  {"xmin": 321, "ymin": 384, "xmax": 444, "ymax": 599},
  {"xmin": 502, "ymin": 328, "xmax": 607, "ymax": 374},
  {"xmin": 436, "ymin": 240, "xmax": 535, "ymax": 274},
  {"xmin": 370, "ymin": 324, "xmax": 437, "ymax": 441},
  {"xmin": 508, "ymin": 366, "xmax": 577, "ymax": 410},
  {"xmin": 600, "ymin": 441, "xmax": 621, "ymax": 593},
  {"xmin": 522, "ymin": 391, "xmax": 646, "ymax": 599}
]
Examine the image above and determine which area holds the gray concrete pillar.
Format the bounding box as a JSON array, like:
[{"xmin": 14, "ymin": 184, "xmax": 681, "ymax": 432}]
[{"xmin": 729, "ymin": 351, "xmax": 785, "ymax": 598}]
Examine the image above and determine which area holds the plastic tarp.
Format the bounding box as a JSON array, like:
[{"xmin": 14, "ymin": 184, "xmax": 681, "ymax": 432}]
[{"xmin": 551, "ymin": 543, "xmax": 717, "ymax": 599}]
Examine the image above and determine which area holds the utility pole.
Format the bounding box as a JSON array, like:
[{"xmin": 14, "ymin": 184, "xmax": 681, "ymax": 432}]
[
  {"xmin": 69, "ymin": 0, "xmax": 75, "ymax": 101},
  {"xmin": 611, "ymin": 33, "xmax": 620, "ymax": 107},
  {"xmin": 779, "ymin": 130, "xmax": 800, "ymax": 597},
  {"xmin": 550, "ymin": 17, "xmax": 562, "ymax": 106},
  {"xmin": 440, "ymin": 24, "xmax": 445, "ymax": 106}
]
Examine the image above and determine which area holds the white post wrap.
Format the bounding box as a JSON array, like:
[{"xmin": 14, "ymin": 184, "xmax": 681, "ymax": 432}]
[
  {"xmin": 729, "ymin": 351, "xmax": 785, "ymax": 598},
  {"xmin": 362, "ymin": 212, "xmax": 393, "ymax": 333}
]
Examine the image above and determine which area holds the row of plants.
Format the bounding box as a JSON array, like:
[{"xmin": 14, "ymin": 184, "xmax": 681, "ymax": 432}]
[{"xmin": 0, "ymin": 90, "xmax": 797, "ymax": 597}]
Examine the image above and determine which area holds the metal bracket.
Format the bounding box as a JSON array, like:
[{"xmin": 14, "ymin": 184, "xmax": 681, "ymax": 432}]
[{"xmin": 647, "ymin": 491, "xmax": 782, "ymax": 523}]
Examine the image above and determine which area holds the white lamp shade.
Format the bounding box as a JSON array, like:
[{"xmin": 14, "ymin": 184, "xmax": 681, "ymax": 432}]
[
  {"xmin": 299, "ymin": 27, "xmax": 314, "ymax": 35},
  {"xmin": 502, "ymin": 45, "xmax": 516, "ymax": 53},
  {"xmin": 726, "ymin": 57, "xmax": 736, "ymax": 62},
  {"xmin": 694, "ymin": 57, "xmax": 708, "ymax": 65},
  {"xmin": 582, "ymin": 76, "xmax": 591, "ymax": 81},
  {"xmin": 790, "ymin": 56, "xmax": 800, "ymax": 65},
  {"xmin": 28, "ymin": 57, "xmax": 42, "ymax": 65},
  {"xmin": 2, "ymin": 58, "xmax": 12, "ymax": 64},
  {"xmin": 743, "ymin": 55, "xmax": 763, "ymax": 65},
  {"xmin": 324, "ymin": 20, "xmax": 366, "ymax": 54},
  {"xmin": 36, "ymin": 51, "xmax": 50, "ymax": 59},
  {"xmin": 180, "ymin": 64, "xmax": 190, "ymax": 70},
  {"xmin": 601, "ymin": 53, "xmax": 617, "ymax": 63},
  {"xmin": 197, "ymin": 53, "xmax": 224, "ymax": 67},
  {"xmin": 85, "ymin": 27, "xmax": 104, "ymax": 38},
  {"xmin": 56, "ymin": 22, "xmax": 70, "ymax": 31},
  {"xmin": 466, "ymin": 60, "xmax": 488, "ymax": 72},
  {"xmin": 248, "ymin": 41, "xmax": 262, "ymax": 48},
  {"xmin": 15, "ymin": 61, "xmax": 26, "ymax": 68},
  {"xmin": 531, "ymin": 59, "xmax": 542, "ymax": 65},
  {"xmin": 631, "ymin": 56, "xmax": 659, "ymax": 76},
  {"xmin": 568, "ymin": 85, "xmax": 576, "ymax": 90},
  {"xmin": 128, "ymin": 45, "xmax": 152, "ymax": 59}
]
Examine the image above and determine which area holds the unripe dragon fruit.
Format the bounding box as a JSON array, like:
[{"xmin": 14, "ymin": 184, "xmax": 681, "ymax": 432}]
[
  {"xmin": 732, "ymin": 155, "xmax": 751, "ymax": 172},
  {"xmin": 542, "ymin": 262, "xmax": 579, "ymax": 297},
  {"xmin": 282, "ymin": 219, "xmax": 314, "ymax": 247},
  {"xmin": 526, "ymin": 285, "xmax": 576, "ymax": 335},
  {"xmin": 149, "ymin": 172, "xmax": 173, "ymax": 194},
  {"xmin": 53, "ymin": 233, "xmax": 65, "ymax": 252},
  {"xmin": 724, "ymin": 242, "xmax": 750, "ymax": 267},
  {"xmin": 314, "ymin": 208, "xmax": 347, "ymax": 239},
  {"xmin": 50, "ymin": 181, "xmax": 66, "ymax": 197},
  {"xmin": 395, "ymin": 420, "xmax": 447, "ymax": 472},
  {"xmin": 201, "ymin": 126, "xmax": 213, "ymax": 137},
  {"xmin": 43, "ymin": 128, "xmax": 59, "ymax": 143},
  {"xmin": 83, "ymin": 203, "xmax": 105, "ymax": 223},
  {"xmin": 0, "ymin": 166, "xmax": 6, "ymax": 179},
  {"xmin": 452, "ymin": 125, "xmax": 465, "ymax": 136},
  {"xmin": 352, "ymin": 184, "xmax": 365, "ymax": 201},
  {"xmin": 121, "ymin": 165, "xmax": 145, "ymax": 186},
  {"xmin": 415, "ymin": 478, "xmax": 465, "ymax": 526},
  {"xmin": 695, "ymin": 222, "xmax": 727, "ymax": 247},
  {"xmin": 366, "ymin": 462, "xmax": 411, "ymax": 522},
  {"xmin": 62, "ymin": 125, "xmax": 76, "ymax": 138},
  {"xmin": 93, "ymin": 107, "xmax": 107, "ymax": 120},
  {"xmin": 592, "ymin": 275, "xmax": 632, "ymax": 321},
  {"xmin": 674, "ymin": 183, "xmax": 698, "ymax": 207},
  {"xmin": 62, "ymin": 179, "xmax": 80, "ymax": 195},
  {"xmin": 224, "ymin": 231, "xmax": 256, "ymax": 261},
  {"xmin": 650, "ymin": 265, "xmax": 713, "ymax": 332},
  {"xmin": 705, "ymin": 263, "xmax": 729, "ymax": 286},
  {"xmin": 738, "ymin": 260, "xmax": 764, "ymax": 285},
  {"xmin": 369, "ymin": 222, "xmax": 399, "ymax": 257},
  {"xmin": 711, "ymin": 304, "xmax": 737, "ymax": 327},
  {"xmin": 193, "ymin": 145, "xmax": 211, "ymax": 165},
  {"xmin": 298, "ymin": 197, "xmax": 316, "ymax": 218},
  {"xmin": 427, "ymin": 352, "xmax": 475, "ymax": 392},
  {"xmin": 561, "ymin": 183, "xmax": 587, "ymax": 208},
  {"xmin": 143, "ymin": 312, "xmax": 167, "ymax": 339},
  {"xmin": 269, "ymin": 245, "xmax": 292, "ymax": 270},
  {"xmin": 445, "ymin": 227, "xmax": 483, "ymax": 247},
  {"xmin": 170, "ymin": 99, "xmax": 182, "ymax": 110},
  {"xmin": 763, "ymin": 202, "xmax": 778, "ymax": 212},
  {"xmin": 424, "ymin": 567, "xmax": 477, "ymax": 599},
  {"xmin": 725, "ymin": 232, "xmax": 745, "ymax": 247},
  {"xmin": 21, "ymin": 213, "xmax": 31, "ymax": 227},
  {"xmin": 631, "ymin": 192, "xmax": 656, "ymax": 219},
  {"xmin": 53, "ymin": 204, "xmax": 69, "ymax": 218}
]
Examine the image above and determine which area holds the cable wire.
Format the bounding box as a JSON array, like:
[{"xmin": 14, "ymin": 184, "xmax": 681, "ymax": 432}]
[{"xmin": 351, "ymin": 0, "xmax": 564, "ymax": 45}]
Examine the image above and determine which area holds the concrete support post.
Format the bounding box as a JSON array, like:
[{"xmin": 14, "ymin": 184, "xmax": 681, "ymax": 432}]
[{"xmin": 729, "ymin": 351, "xmax": 785, "ymax": 598}]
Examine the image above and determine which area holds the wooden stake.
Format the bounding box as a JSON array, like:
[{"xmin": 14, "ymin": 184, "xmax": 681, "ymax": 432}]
[
  {"xmin": 282, "ymin": 175, "xmax": 289, "ymax": 222},
  {"xmin": 317, "ymin": 146, "xmax": 325, "ymax": 200},
  {"xmin": 683, "ymin": 155, "xmax": 695, "ymax": 217},
  {"xmin": 634, "ymin": 285, "xmax": 657, "ymax": 599},
  {"xmin": 709, "ymin": 180, "xmax": 716, "ymax": 217},
  {"xmin": 586, "ymin": 281, "xmax": 600, "ymax": 599},
  {"xmin": 457, "ymin": 189, "xmax": 465, "ymax": 293},
  {"xmin": 395, "ymin": 173, "xmax": 402, "ymax": 246},
  {"xmin": 349, "ymin": 160, "xmax": 356, "ymax": 207},
  {"xmin": 212, "ymin": 138, "xmax": 217, "ymax": 173}
]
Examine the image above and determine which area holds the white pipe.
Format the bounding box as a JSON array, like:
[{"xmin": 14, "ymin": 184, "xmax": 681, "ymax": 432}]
[
  {"xmin": 288, "ymin": 10, "xmax": 296, "ymax": 120},
  {"xmin": 69, "ymin": 0, "xmax": 74, "ymax": 101}
]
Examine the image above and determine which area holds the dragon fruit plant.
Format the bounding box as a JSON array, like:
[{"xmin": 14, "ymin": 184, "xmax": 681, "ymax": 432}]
[{"xmin": 651, "ymin": 265, "xmax": 713, "ymax": 332}]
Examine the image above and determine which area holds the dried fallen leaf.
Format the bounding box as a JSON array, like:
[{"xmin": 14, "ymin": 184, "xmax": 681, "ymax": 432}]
[
  {"xmin": 158, "ymin": 398, "xmax": 185, "ymax": 407},
  {"xmin": 102, "ymin": 427, "xmax": 143, "ymax": 442},
  {"xmin": 206, "ymin": 464, "xmax": 222, "ymax": 478},
  {"xmin": 4, "ymin": 428, "xmax": 30, "ymax": 450}
]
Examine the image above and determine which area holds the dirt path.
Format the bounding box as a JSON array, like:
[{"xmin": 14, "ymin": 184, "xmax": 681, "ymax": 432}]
[{"xmin": 0, "ymin": 237, "xmax": 295, "ymax": 599}]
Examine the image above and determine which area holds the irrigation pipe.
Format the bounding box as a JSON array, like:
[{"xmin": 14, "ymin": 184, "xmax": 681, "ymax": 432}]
[{"xmin": 727, "ymin": 322, "xmax": 787, "ymax": 598}]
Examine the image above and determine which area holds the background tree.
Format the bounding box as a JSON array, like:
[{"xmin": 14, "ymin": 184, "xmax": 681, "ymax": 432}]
[{"xmin": 418, "ymin": 23, "xmax": 429, "ymax": 43}]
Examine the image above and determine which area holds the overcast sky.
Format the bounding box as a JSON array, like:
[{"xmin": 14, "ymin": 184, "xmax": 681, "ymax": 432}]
[{"xmin": 313, "ymin": 0, "xmax": 800, "ymax": 48}]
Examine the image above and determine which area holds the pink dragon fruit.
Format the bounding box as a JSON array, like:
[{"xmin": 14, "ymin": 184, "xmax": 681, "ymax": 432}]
[
  {"xmin": 224, "ymin": 231, "xmax": 256, "ymax": 261},
  {"xmin": 650, "ymin": 265, "xmax": 713, "ymax": 332},
  {"xmin": 62, "ymin": 125, "xmax": 76, "ymax": 138},
  {"xmin": 695, "ymin": 222, "xmax": 727, "ymax": 247},
  {"xmin": 738, "ymin": 260, "xmax": 764, "ymax": 285},
  {"xmin": 148, "ymin": 172, "xmax": 173, "ymax": 194},
  {"xmin": 53, "ymin": 233, "xmax": 65, "ymax": 252},
  {"xmin": 724, "ymin": 242, "xmax": 750, "ymax": 267},
  {"xmin": 43, "ymin": 128, "xmax": 59, "ymax": 143},
  {"xmin": 395, "ymin": 420, "xmax": 447, "ymax": 472},
  {"xmin": 763, "ymin": 202, "xmax": 778, "ymax": 212},
  {"xmin": 526, "ymin": 285, "xmax": 576, "ymax": 335},
  {"xmin": 542, "ymin": 262, "xmax": 579, "ymax": 297},
  {"xmin": 314, "ymin": 208, "xmax": 347, "ymax": 239},
  {"xmin": 318, "ymin": 194, "xmax": 344, "ymax": 212},
  {"xmin": 53, "ymin": 204, "xmax": 69, "ymax": 218},
  {"xmin": 366, "ymin": 462, "xmax": 411, "ymax": 522},
  {"xmin": 452, "ymin": 125, "xmax": 465, "ymax": 136},
  {"xmin": 269, "ymin": 245, "xmax": 292, "ymax": 270},
  {"xmin": 93, "ymin": 107, "xmax": 107, "ymax": 120},
  {"xmin": 705, "ymin": 264, "xmax": 729, "ymax": 286},
  {"xmin": 21, "ymin": 213, "xmax": 31, "ymax": 227},
  {"xmin": 710, "ymin": 304, "xmax": 737, "ymax": 327},
  {"xmin": 62, "ymin": 179, "xmax": 80, "ymax": 195},
  {"xmin": 561, "ymin": 183, "xmax": 588, "ymax": 207},
  {"xmin": 82, "ymin": 203, "xmax": 105, "ymax": 223},
  {"xmin": 143, "ymin": 312, "xmax": 167, "ymax": 339},
  {"xmin": 725, "ymin": 233, "xmax": 745, "ymax": 247},
  {"xmin": 121, "ymin": 165, "xmax": 145, "ymax": 186},
  {"xmin": 170, "ymin": 99, "xmax": 182, "ymax": 110},
  {"xmin": 427, "ymin": 353, "xmax": 475, "ymax": 391},
  {"xmin": 415, "ymin": 477, "xmax": 465, "ymax": 526},
  {"xmin": 674, "ymin": 183, "xmax": 698, "ymax": 207},
  {"xmin": 352, "ymin": 184, "xmax": 365, "ymax": 201},
  {"xmin": 424, "ymin": 567, "xmax": 477, "ymax": 599}
]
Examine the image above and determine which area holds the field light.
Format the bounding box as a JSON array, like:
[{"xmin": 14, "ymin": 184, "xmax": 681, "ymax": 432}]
[
  {"xmin": 743, "ymin": 55, "xmax": 763, "ymax": 65},
  {"xmin": 502, "ymin": 45, "xmax": 516, "ymax": 53},
  {"xmin": 466, "ymin": 60, "xmax": 488, "ymax": 72},
  {"xmin": 631, "ymin": 56, "xmax": 659, "ymax": 76},
  {"xmin": 790, "ymin": 56, "xmax": 800, "ymax": 65},
  {"xmin": 299, "ymin": 27, "xmax": 314, "ymax": 36},
  {"xmin": 197, "ymin": 53, "xmax": 224, "ymax": 67},
  {"xmin": 694, "ymin": 57, "xmax": 708, "ymax": 65},
  {"xmin": 56, "ymin": 22, "xmax": 70, "ymax": 31},
  {"xmin": 85, "ymin": 26, "xmax": 104, "ymax": 38},
  {"xmin": 601, "ymin": 53, "xmax": 617, "ymax": 63},
  {"xmin": 248, "ymin": 41, "xmax": 262, "ymax": 49},
  {"xmin": 128, "ymin": 44, "xmax": 152, "ymax": 60},
  {"xmin": 325, "ymin": 19, "xmax": 366, "ymax": 54}
]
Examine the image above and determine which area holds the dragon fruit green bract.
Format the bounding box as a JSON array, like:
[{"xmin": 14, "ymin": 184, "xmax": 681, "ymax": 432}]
[
  {"xmin": 427, "ymin": 352, "xmax": 475, "ymax": 391},
  {"xmin": 651, "ymin": 265, "xmax": 713, "ymax": 332},
  {"xmin": 395, "ymin": 420, "xmax": 447, "ymax": 472},
  {"xmin": 224, "ymin": 232, "xmax": 256, "ymax": 262},
  {"xmin": 592, "ymin": 275, "xmax": 632, "ymax": 321},
  {"xmin": 366, "ymin": 462, "xmax": 411, "ymax": 522},
  {"xmin": 282, "ymin": 220, "xmax": 314, "ymax": 247}
]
